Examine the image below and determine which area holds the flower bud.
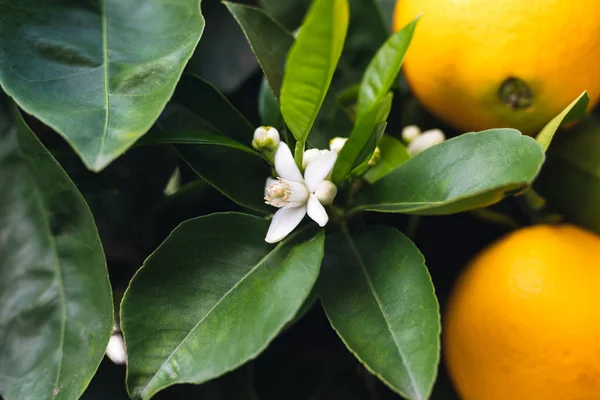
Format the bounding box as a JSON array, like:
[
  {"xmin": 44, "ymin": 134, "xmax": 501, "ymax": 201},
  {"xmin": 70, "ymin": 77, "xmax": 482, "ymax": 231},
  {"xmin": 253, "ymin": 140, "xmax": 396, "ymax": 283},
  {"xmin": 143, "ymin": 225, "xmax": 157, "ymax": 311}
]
[
  {"xmin": 368, "ymin": 146, "xmax": 381, "ymax": 166},
  {"xmin": 106, "ymin": 332, "xmax": 126, "ymax": 365},
  {"xmin": 329, "ymin": 137, "xmax": 348, "ymax": 153},
  {"xmin": 303, "ymin": 148, "xmax": 330, "ymax": 170},
  {"xmin": 401, "ymin": 125, "xmax": 421, "ymax": 144},
  {"xmin": 407, "ymin": 129, "xmax": 446, "ymax": 156},
  {"xmin": 314, "ymin": 180, "xmax": 338, "ymax": 205},
  {"xmin": 252, "ymin": 126, "xmax": 280, "ymax": 151}
]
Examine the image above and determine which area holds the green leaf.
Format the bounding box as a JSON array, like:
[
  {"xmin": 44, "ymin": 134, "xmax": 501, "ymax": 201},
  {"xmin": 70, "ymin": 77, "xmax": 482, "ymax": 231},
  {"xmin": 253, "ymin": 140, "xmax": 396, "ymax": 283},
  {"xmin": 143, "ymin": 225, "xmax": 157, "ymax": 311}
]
[
  {"xmin": 320, "ymin": 226, "xmax": 440, "ymax": 400},
  {"xmin": 353, "ymin": 129, "xmax": 545, "ymax": 214},
  {"xmin": 0, "ymin": 0, "xmax": 205, "ymax": 171},
  {"xmin": 122, "ymin": 213, "xmax": 325, "ymax": 399},
  {"xmin": 258, "ymin": 0, "xmax": 311, "ymax": 30},
  {"xmin": 280, "ymin": 0, "xmax": 349, "ymax": 142},
  {"xmin": 173, "ymin": 75, "xmax": 254, "ymax": 143},
  {"xmin": 225, "ymin": 2, "xmax": 295, "ymax": 98},
  {"xmin": 536, "ymin": 119, "xmax": 600, "ymax": 234},
  {"xmin": 332, "ymin": 93, "xmax": 393, "ymax": 183},
  {"xmin": 138, "ymin": 129, "xmax": 258, "ymax": 156},
  {"xmin": 259, "ymin": 78, "xmax": 284, "ymax": 128},
  {"xmin": 0, "ymin": 104, "xmax": 113, "ymax": 399},
  {"xmin": 355, "ymin": 16, "xmax": 419, "ymax": 115},
  {"xmin": 159, "ymin": 105, "xmax": 271, "ymax": 214},
  {"xmin": 363, "ymin": 134, "xmax": 410, "ymax": 183},
  {"xmin": 536, "ymin": 91, "xmax": 589, "ymax": 151}
]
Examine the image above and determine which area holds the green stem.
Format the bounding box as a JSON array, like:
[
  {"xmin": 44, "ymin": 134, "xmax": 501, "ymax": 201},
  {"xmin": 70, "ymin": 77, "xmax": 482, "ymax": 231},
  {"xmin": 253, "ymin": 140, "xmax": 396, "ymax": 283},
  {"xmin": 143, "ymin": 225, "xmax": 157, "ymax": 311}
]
[{"xmin": 294, "ymin": 140, "xmax": 305, "ymax": 169}]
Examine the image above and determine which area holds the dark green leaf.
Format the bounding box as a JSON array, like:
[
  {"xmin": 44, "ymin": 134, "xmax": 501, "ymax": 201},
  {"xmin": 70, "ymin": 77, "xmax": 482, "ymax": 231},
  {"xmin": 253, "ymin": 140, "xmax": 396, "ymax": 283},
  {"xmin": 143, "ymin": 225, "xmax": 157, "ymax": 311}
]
[
  {"xmin": 225, "ymin": 2, "xmax": 295, "ymax": 98},
  {"xmin": 258, "ymin": 78, "xmax": 284, "ymax": 128},
  {"xmin": 0, "ymin": 0, "xmax": 205, "ymax": 171},
  {"xmin": 138, "ymin": 129, "xmax": 257, "ymax": 156},
  {"xmin": 258, "ymin": 0, "xmax": 311, "ymax": 30},
  {"xmin": 122, "ymin": 213, "xmax": 325, "ymax": 399},
  {"xmin": 280, "ymin": 0, "xmax": 349, "ymax": 142},
  {"xmin": 363, "ymin": 134, "xmax": 410, "ymax": 183},
  {"xmin": 174, "ymin": 74, "xmax": 254, "ymax": 144},
  {"xmin": 332, "ymin": 93, "xmax": 392, "ymax": 183},
  {"xmin": 320, "ymin": 226, "xmax": 440, "ymax": 400},
  {"xmin": 355, "ymin": 16, "xmax": 419, "ymax": 115},
  {"xmin": 536, "ymin": 119, "xmax": 600, "ymax": 234},
  {"xmin": 0, "ymin": 105, "xmax": 113, "ymax": 399},
  {"xmin": 353, "ymin": 129, "xmax": 545, "ymax": 214},
  {"xmin": 186, "ymin": 0, "xmax": 258, "ymax": 93},
  {"xmin": 160, "ymin": 104, "xmax": 270, "ymax": 214},
  {"xmin": 536, "ymin": 91, "xmax": 589, "ymax": 152}
]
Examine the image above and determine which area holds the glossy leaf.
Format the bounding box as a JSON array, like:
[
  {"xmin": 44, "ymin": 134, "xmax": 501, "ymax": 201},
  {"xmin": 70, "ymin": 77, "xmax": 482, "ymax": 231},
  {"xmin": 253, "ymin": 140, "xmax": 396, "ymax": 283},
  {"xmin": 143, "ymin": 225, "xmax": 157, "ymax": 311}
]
[
  {"xmin": 536, "ymin": 119, "xmax": 600, "ymax": 234},
  {"xmin": 0, "ymin": 105, "xmax": 113, "ymax": 399},
  {"xmin": 159, "ymin": 105, "xmax": 271, "ymax": 214},
  {"xmin": 137, "ymin": 129, "xmax": 258, "ymax": 156},
  {"xmin": 280, "ymin": 0, "xmax": 349, "ymax": 142},
  {"xmin": 258, "ymin": 78, "xmax": 283, "ymax": 128},
  {"xmin": 332, "ymin": 93, "xmax": 393, "ymax": 183},
  {"xmin": 173, "ymin": 75, "xmax": 254, "ymax": 143},
  {"xmin": 536, "ymin": 91, "xmax": 589, "ymax": 151},
  {"xmin": 226, "ymin": 2, "xmax": 295, "ymax": 98},
  {"xmin": 353, "ymin": 129, "xmax": 545, "ymax": 214},
  {"xmin": 363, "ymin": 134, "xmax": 410, "ymax": 183},
  {"xmin": 122, "ymin": 213, "xmax": 325, "ymax": 399},
  {"xmin": 0, "ymin": 0, "xmax": 205, "ymax": 171},
  {"xmin": 355, "ymin": 16, "xmax": 419, "ymax": 115},
  {"xmin": 320, "ymin": 226, "xmax": 440, "ymax": 400}
]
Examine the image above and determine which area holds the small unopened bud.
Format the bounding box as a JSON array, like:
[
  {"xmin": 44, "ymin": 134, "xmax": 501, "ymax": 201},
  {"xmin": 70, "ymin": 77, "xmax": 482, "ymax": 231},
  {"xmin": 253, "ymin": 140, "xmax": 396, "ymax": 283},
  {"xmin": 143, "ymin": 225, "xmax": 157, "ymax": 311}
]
[
  {"xmin": 314, "ymin": 180, "xmax": 337, "ymax": 205},
  {"xmin": 368, "ymin": 146, "xmax": 381, "ymax": 166},
  {"xmin": 329, "ymin": 137, "xmax": 348, "ymax": 153},
  {"xmin": 303, "ymin": 148, "xmax": 330, "ymax": 170},
  {"xmin": 106, "ymin": 333, "xmax": 126, "ymax": 365},
  {"xmin": 252, "ymin": 126, "xmax": 280, "ymax": 151},
  {"xmin": 407, "ymin": 129, "xmax": 446, "ymax": 156},
  {"xmin": 401, "ymin": 125, "xmax": 421, "ymax": 144}
]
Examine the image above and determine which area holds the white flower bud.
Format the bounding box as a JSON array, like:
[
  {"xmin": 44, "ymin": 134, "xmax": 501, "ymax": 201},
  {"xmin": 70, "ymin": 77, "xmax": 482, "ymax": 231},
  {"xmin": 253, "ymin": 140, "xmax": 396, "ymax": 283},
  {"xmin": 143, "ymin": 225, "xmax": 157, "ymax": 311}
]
[
  {"xmin": 302, "ymin": 148, "xmax": 330, "ymax": 170},
  {"xmin": 407, "ymin": 129, "xmax": 446, "ymax": 156},
  {"xmin": 106, "ymin": 333, "xmax": 126, "ymax": 365},
  {"xmin": 252, "ymin": 126, "xmax": 280, "ymax": 151},
  {"xmin": 314, "ymin": 180, "xmax": 337, "ymax": 205},
  {"xmin": 329, "ymin": 137, "xmax": 348, "ymax": 153},
  {"xmin": 401, "ymin": 125, "xmax": 421, "ymax": 144}
]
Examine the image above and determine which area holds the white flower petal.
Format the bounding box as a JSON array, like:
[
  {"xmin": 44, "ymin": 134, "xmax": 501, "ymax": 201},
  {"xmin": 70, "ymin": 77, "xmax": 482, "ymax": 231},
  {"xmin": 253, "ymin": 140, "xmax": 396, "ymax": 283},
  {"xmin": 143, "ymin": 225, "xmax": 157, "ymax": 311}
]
[
  {"xmin": 329, "ymin": 137, "xmax": 347, "ymax": 153},
  {"xmin": 314, "ymin": 180, "xmax": 337, "ymax": 205},
  {"xmin": 401, "ymin": 125, "xmax": 421, "ymax": 143},
  {"xmin": 265, "ymin": 206, "xmax": 307, "ymax": 243},
  {"xmin": 304, "ymin": 150, "xmax": 338, "ymax": 192},
  {"xmin": 302, "ymin": 148, "xmax": 322, "ymax": 170},
  {"xmin": 306, "ymin": 194, "xmax": 328, "ymax": 227},
  {"xmin": 274, "ymin": 142, "xmax": 304, "ymax": 182}
]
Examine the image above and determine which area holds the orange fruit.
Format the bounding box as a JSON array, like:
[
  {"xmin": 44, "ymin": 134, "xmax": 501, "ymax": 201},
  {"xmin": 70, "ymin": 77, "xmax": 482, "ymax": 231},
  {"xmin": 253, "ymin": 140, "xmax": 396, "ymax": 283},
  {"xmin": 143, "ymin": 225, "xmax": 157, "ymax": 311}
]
[
  {"xmin": 444, "ymin": 224, "xmax": 600, "ymax": 400},
  {"xmin": 394, "ymin": 0, "xmax": 600, "ymax": 134}
]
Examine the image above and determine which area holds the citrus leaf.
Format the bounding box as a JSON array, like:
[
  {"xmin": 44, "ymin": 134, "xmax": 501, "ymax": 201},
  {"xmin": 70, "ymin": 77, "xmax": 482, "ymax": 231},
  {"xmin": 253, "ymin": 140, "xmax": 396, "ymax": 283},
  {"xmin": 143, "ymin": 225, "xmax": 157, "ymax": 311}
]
[
  {"xmin": 158, "ymin": 105, "xmax": 271, "ymax": 214},
  {"xmin": 536, "ymin": 91, "xmax": 589, "ymax": 152},
  {"xmin": 280, "ymin": 0, "xmax": 349, "ymax": 142},
  {"xmin": 355, "ymin": 16, "xmax": 420, "ymax": 115},
  {"xmin": 122, "ymin": 213, "xmax": 325, "ymax": 399},
  {"xmin": 320, "ymin": 226, "xmax": 440, "ymax": 400},
  {"xmin": 173, "ymin": 75, "xmax": 254, "ymax": 144},
  {"xmin": 353, "ymin": 129, "xmax": 545, "ymax": 214},
  {"xmin": 363, "ymin": 134, "xmax": 410, "ymax": 183},
  {"xmin": 0, "ymin": 0, "xmax": 205, "ymax": 171},
  {"xmin": 332, "ymin": 93, "xmax": 393, "ymax": 183},
  {"xmin": 0, "ymin": 104, "xmax": 113, "ymax": 400},
  {"xmin": 536, "ymin": 119, "xmax": 600, "ymax": 234},
  {"xmin": 225, "ymin": 2, "xmax": 295, "ymax": 98},
  {"xmin": 137, "ymin": 129, "xmax": 258, "ymax": 156}
]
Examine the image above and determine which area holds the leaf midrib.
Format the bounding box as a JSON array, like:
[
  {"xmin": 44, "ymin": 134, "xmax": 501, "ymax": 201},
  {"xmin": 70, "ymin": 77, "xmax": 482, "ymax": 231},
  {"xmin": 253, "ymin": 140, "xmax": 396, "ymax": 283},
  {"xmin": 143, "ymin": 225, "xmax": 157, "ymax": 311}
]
[
  {"xmin": 140, "ymin": 239, "xmax": 287, "ymax": 396},
  {"xmin": 342, "ymin": 228, "xmax": 421, "ymax": 399},
  {"xmin": 96, "ymin": 0, "xmax": 110, "ymax": 166}
]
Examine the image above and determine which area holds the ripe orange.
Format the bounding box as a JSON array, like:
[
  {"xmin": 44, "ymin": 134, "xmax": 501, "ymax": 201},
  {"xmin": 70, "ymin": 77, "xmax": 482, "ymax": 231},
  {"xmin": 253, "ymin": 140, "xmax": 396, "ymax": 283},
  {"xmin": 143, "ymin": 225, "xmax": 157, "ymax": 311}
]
[
  {"xmin": 444, "ymin": 224, "xmax": 600, "ymax": 400},
  {"xmin": 394, "ymin": 0, "xmax": 600, "ymax": 134}
]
